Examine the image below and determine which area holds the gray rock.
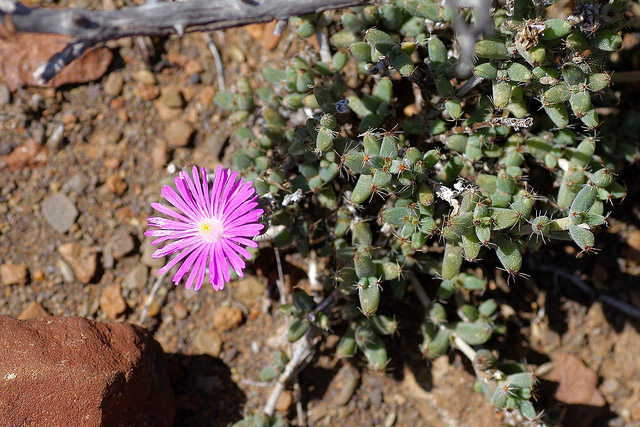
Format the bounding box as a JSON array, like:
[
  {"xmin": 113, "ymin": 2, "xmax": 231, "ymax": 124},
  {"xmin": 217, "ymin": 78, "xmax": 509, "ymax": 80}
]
[
  {"xmin": 124, "ymin": 264, "xmax": 148, "ymax": 291},
  {"xmin": 102, "ymin": 244, "xmax": 115, "ymax": 270},
  {"xmin": 0, "ymin": 84, "xmax": 10, "ymax": 106},
  {"xmin": 57, "ymin": 259, "xmax": 75, "ymax": 282},
  {"xmin": 41, "ymin": 194, "xmax": 78, "ymax": 233},
  {"xmin": 109, "ymin": 227, "xmax": 135, "ymax": 259},
  {"xmin": 141, "ymin": 236, "xmax": 165, "ymax": 267},
  {"xmin": 62, "ymin": 173, "xmax": 89, "ymax": 195}
]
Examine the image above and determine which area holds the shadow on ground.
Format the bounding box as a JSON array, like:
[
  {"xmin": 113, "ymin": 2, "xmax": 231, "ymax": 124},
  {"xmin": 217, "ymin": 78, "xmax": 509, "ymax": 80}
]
[{"xmin": 167, "ymin": 353, "xmax": 246, "ymax": 426}]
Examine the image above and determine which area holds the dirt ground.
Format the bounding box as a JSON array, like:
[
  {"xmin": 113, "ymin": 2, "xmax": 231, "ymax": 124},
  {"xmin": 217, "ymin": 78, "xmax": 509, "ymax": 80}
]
[{"xmin": 2, "ymin": 8, "xmax": 640, "ymax": 427}]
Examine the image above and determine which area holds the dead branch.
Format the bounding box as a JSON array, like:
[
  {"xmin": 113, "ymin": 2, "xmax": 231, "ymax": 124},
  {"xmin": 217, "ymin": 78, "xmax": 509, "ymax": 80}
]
[{"xmin": 0, "ymin": 0, "xmax": 368, "ymax": 83}]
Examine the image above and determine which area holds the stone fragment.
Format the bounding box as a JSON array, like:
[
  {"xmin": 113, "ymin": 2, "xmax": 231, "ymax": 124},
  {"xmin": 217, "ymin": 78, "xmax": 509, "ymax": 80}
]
[
  {"xmin": 103, "ymin": 72, "xmax": 124, "ymax": 96},
  {"xmin": 0, "ymin": 34, "xmax": 112, "ymax": 90},
  {"xmin": 124, "ymin": 264, "xmax": 148, "ymax": 291},
  {"xmin": 141, "ymin": 236, "xmax": 165, "ymax": 267},
  {"xmin": 0, "ymin": 316, "xmax": 174, "ymax": 426},
  {"xmin": 184, "ymin": 59, "xmax": 203, "ymax": 75},
  {"xmin": 151, "ymin": 139, "xmax": 168, "ymax": 169},
  {"xmin": 276, "ymin": 390, "xmax": 293, "ymax": 412},
  {"xmin": 58, "ymin": 243, "xmax": 97, "ymax": 284},
  {"xmin": 0, "ymin": 84, "xmax": 10, "ymax": 105},
  {"xmin": 173, "ymin": 302, "xmax": 188, "ymax": 320},
  {"xmin": 105, "ymin": 173, "xmax": 128, "ymax": 195},
  {"xmin": 193, "ymin": 329, "xmax": 222, "ymax": 357},
  {"xmin": 143, "ymin": 298, "xmax": 161, "ymax": 318},
  {"xmin": 547, "ymin": 353, "xmax": 606, "ymax": 426},
  {"xmin": 159, "ymin": 86, "xmax": 185, "ymax": 109},
  {"xmin": 133, "ymin": 69, "xmax": 156, "ymax": 85},
  {"xmin": 166, "ymin": 118, "xmax": 194, "ymax": 147},
  {"xmin": 1, "ymin": 139, "xmax": 49, "ymax": 171},
  {"xmin": 62, "ymin": 172, "xmax": 88, "ymax": 195},
  {"xmin": 32, "ymin": 268, "xmax": 45, "ymax": 282},
  {"xmin": 234, "ymin": 276, "xmax": 267, "ymax": 305},
  {"xmin": 154, "ymin": 99, "xmax": 183, "ymax": 121},
  {"xmin": 100, "ymin": 284, "xmax": 127, "ymax": 319},
  {"xmin": 326, "ymin": 363, "xmax": 360, "ymax": 407},
  {"xmin": 627, "ymin": 229, "xmax": 640, "ymax": 252},
  {"xmin": 213, "ymin": 306, "xmax": 243, "ymax": 331},
  {"xmin": 245, "ymin": 21, "xmax": 281, "ymax": 50},
  {"xmin": 57, "ymin": 259, "xmax": 75, "ymax": 282},
  {"xmin": 135, "ymin": 84, "xmax": 160, "ymax": 101},
  {"xmin": 42, "ymin": 193, "xmax": 78, "ymax": 233},
  {"xmin": 109, "ymin": 227, "xmax": 135, "ymax": 259},
  {"xmin": 0, "ymin": 264, "xmax": 28, "ymax": 286},
  {"xmin": 17, "ymin": 302, "xmax": 50, "ymax": 320}
]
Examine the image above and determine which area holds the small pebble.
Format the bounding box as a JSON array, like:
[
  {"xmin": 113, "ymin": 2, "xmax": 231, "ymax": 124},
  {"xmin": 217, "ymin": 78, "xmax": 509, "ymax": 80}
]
[
  {"xmin": 159, "ymin": 86, "xmax": 185, "ymax": 109},
  {"xmin": 57, "ymin": 259, "xmax": 75, "ymax": 282},
  {"xmin": 41, "ymin": 193, "xmax": 78, "ymax": 233},
  {"xmin": 105, "ymin": 173, "xmax": 128, "ymax": 195},
  {"xmin": 166, "ymin": 119, "xmax": 194, "ymax": 148},
  {"xmin": 132, "ymin": 69, "xmax": 156, "ymax": 85},
  {"xmin": 0, "ymin": 264, "xmax": 28, "ymax": 286},
  {"xmin": 213, "ymin": 306, "xmax": 243, "ymax": 331},
  {"xmin": 0, "ymin": 84, "xmax": 10, "ymax": 105},
  {"xmin": 62, "ymin": 173, "xmax": 89, "ymax": 195},
  {"xmin": 32, "ymin": 268, "xmax": 45, "ymax": 282},
  {"xmin": 17, "ymin": 302, "xmax": 50, "ymax": 320},
  {"xmin": 173, "ymin": 302, "xmax": 189, "ymax": 320},
  {"xmin": 104, "ymin": 72, "xmax": 124, "ymax": 96},
  {"xmin": 109, "ymin": 227, "xmax": 135, "ymax": 259},
  {"xmin": 193, "ymin": 329, "xmax": 222, "ymax": 357},
  {"xmin": 151, "ymin": 139, "xmax": 168, "ymax": 170},
  {"xmin": 58, "ymin": 243, "xmax": 97, "ymax": 284},
  {"xmin": 141, "ymin": 236, "xmax": 165, "ymax": 267},
  {"xmin": 275, "ymin": 390, "xmax": 293, "ymax": 412},
  {"xmin": 100, "ymin": 284, "xmax": 127, "ymax": 319},
  {"xmin": 124, "ymin": 264, "xmax": 148, "ymax": 291}
]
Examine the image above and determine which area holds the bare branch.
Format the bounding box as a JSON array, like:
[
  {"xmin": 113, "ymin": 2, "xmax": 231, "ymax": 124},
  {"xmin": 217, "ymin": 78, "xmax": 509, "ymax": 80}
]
[{"xmin": 0, "ymin": 0, "xmax": 368, "ymax": 83}]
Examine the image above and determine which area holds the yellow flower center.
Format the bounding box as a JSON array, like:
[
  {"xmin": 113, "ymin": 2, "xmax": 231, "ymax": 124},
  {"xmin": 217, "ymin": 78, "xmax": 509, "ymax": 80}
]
[{"xmin": 198, "ymin": 218, "xmax": 224, "ymax": 242}]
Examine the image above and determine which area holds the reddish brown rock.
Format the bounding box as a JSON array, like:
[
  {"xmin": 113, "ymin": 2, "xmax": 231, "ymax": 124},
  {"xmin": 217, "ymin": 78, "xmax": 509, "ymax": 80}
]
[
  {"xmin": 1, "ymin": 139, "xmax": 49, "ymax": 171},
  {"xmin": 213, "ymin": 306, "xmax": 244, "ymax": 331},
  {"xmin": 58, "ymin": 242, "xmax": 97, "ymax": 284},
  {"xmin": 100, "ymin": 284, "xmax": 127, "ymax": 319},
  {"xmin": 0, "ymin": 264, "xmax": 28, "ymax": 286},
  {"xmin": 166, "ymin": 118, "xmax": 194, "ymax": 147},
  {"xmin": 548, "ymin": 353, "xmax": 606, "ymax": 426},
  {"xmin": 105, "ymin": 173, "xmax": 128, "ymax": 195},
  {"xmin": 17, "ymin": 302, "xmax": 50, "ymax": 320},
  {"xmin": 0, "ymin": 316, "xmax": 174, "ymax": 426},
  {"xmin": 0, "ymin": 34, "xmax": 112, "ymax": 90}
]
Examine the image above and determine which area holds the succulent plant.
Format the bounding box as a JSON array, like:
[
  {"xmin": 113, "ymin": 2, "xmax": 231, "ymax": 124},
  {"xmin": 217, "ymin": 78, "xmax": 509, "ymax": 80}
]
[{"xmin": 227, "ymin": 0, "xmax": 632, "ymax": 422}]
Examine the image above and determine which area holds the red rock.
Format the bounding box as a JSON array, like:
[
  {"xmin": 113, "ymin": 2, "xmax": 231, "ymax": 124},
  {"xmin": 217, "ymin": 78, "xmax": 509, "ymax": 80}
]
[
  {"xmin": 245, "ymin": 21, "xmax": 281, "ymax": 50},
  {"xmin": 0, "ymin": 34, "xmax": 112, "ymax": 90},
  {"xmin": 276, "ymin": 390, "xmax": 293, "ymax": 412},
  {"xmin": 1, "ymin": 139, "xmax": 48, "ymax": 171},
  {"xmin": 105, "ymin": 173, "xmax": 128, "ymax": 195},
  {"xmin": 547, "ymin": 353, "xmax": 606, "ymax": 426},
  {"xmin": 32, "ymin": 268, "xmax": 45, "ymax": 282},
  {"xmin": 135, "ymin": 83, "xmax": 160, "ymax": 101},
  {"xmin": 100, "ymin": 284, "xmax": 127, "ymax": 320},
  {"xmin": 166, "ymin": 118, "xmax": 194, "ymax": 147},
  {"xmin": 0, "ymin": 316, "xmax": 174, "ymax": 426},
  {"xmin": 0, "ymin": 264, "xmax": 28, "ymax": 286},
  {"xmin": 58, "ymin": 242, "xmax": 97, "ymax": 284},
  {"xmin": 17, "ymin": 302, "xmax": 50, "ymax": 320},
  {"xmin": 213, "ymin": 306, "xmax": 243, "ymax": 331}
]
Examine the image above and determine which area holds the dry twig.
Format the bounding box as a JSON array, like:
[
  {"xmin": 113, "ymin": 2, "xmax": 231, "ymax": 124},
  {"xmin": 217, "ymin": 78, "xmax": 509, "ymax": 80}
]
[{"xmin": 0, "ymin": 0, "xmax": 367, "ymax": 83}]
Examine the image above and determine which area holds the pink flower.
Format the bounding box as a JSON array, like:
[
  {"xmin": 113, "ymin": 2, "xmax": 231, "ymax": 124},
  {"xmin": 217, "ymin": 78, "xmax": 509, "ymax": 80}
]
[{"xmin": 145, "ymin": 166, "xmax": 264, "ymax": 291}]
